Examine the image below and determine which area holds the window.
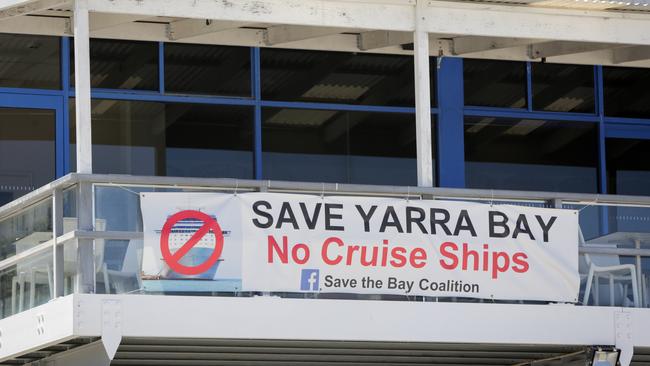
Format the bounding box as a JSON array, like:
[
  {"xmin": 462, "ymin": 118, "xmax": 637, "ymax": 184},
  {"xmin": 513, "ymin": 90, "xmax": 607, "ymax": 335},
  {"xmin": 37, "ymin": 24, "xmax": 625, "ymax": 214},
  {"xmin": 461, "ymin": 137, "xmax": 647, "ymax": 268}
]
[
  {"xmin": 532, "ymin": 63, "xmax": 595, "ymax": 113},
  {"xmin": 261, "ymin": 49, "xmax": 424, "ymax": 107},
  {"xmin": 464, "ymin": 117, "xmax": 598, "ymax": 193},
  {"xmin": 0, "ymin": 108, "xmax": 56, "ymax": 205},
  {"xmin": 165, "ymin": 43, "xmax": 251, "ymax": 97},
  {"xmin": 71, "ymin": 39, "xmax": 159, "ymax": 90},
  {"xmin": 262, "ymin": 108, "xmax": 419, "ymax": 185},
  {"xmin": 604, "ymin": 67, "xmax": 650, "ymax": 119},
  {"xmin": 0, "ymin": 34, "xmax": 60, "ymax": 90},
  {"xmin": 71, "ymin": 100, "xmax": 254, "ymax": 178},
  {"xmin": 464, "ymin": 59, "xmax": 527, "ymax": 108},
  {"xmin": 606, "ymin": 138, "xmax": 650, "ymax": 195}
]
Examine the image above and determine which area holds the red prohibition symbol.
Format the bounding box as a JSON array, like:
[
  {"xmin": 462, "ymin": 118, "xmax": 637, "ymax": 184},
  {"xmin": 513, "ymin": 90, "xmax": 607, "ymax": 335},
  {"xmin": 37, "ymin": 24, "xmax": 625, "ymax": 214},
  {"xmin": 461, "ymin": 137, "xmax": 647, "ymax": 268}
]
[{"xmin": 160, "ymin": 210, "xmax": 224, "ymax": 275}]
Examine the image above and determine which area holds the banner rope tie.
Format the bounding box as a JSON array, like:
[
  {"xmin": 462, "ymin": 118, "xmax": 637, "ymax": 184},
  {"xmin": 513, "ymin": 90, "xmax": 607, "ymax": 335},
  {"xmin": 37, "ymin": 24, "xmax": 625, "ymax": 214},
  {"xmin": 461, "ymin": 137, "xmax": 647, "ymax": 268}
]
[
  {"xmin": 110, "ymin": 183, "xmax": 140, "ymax": 196},
  {"xmin": 578, "ymin": 195, "xmax": 600, "ymax": 212}
]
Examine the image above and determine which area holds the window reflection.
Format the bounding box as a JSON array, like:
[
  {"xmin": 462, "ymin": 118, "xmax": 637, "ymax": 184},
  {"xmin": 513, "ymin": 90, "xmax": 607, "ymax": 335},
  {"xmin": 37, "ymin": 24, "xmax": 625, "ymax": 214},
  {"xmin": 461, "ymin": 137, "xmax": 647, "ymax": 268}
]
[
  {"xmin": 604, "ymin": 67, "xmax": 650, "ymax": 119},
  {"xmin": 261, "ymin": 49, "xmax": 427, "ymax": 107},
  {"xmin": 72, "ymin": 39, "xmax": 158, "ymax": 90},
  {"xmin": 465, "ymin": 117, "xmax": 598, "ymax": 193},
  {"xmin": 0, "ymin": 34, "xmax": 60, "ymax": 90},
  {"xmin": 262, "ymin": 108, "xmax": 420, "ymax": 185},
  {"xmin": 606, "ymin": 137, "xmax": 650, "ymax": 196},
  {"xmin": 165, "ymin": 43, "xmax": 251, "ymax": 97},
  {"xmin": 0, "ymin": 108, "xmax": 55, "ymax": 205},
  {"xmin": 532, "ymin": 63, "xmax": 595, "ymax": 113},
  {"xmin": 70, "ymin": 100, "xmax": 254, "ymax": 178},
  {"xmin": 464, "ymin": 59, "xmax": 527, "ymax": 108}
]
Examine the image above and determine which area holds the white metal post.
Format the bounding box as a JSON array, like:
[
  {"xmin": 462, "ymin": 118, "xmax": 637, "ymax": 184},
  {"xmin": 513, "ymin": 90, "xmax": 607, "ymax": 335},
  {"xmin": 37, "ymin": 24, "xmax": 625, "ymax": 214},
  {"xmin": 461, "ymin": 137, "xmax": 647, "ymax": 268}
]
[
  {"xmin": 52, "ymin": 188, "xmax": 64, "ymax": 298},
  {"xmin": 414, "ymin": 0, "xmax": 433, "ymax": 187},
  {"xmin": 73, "ymin": 0, "xmax": 92, "ymax": 174}
]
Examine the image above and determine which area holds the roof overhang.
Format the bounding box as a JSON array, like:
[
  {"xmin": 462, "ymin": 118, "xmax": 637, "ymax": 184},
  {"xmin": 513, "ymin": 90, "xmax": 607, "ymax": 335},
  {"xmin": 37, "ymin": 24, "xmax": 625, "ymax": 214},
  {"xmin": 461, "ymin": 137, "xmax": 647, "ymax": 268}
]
[
  {"xmin": 1, "ymin": 0, "xmax": 650, "ymax": 67},
  {"xmin": 0, "ymin": 294, "xmax": 649, "ymax": 364}
]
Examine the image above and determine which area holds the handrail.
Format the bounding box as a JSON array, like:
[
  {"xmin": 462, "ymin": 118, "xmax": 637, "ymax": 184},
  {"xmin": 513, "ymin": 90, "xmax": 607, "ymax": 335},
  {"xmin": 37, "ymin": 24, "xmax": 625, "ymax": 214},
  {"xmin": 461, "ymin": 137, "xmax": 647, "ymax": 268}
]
[{"xmin": 4, "ymin": 172, "xmax": 650, "ymax": 223}]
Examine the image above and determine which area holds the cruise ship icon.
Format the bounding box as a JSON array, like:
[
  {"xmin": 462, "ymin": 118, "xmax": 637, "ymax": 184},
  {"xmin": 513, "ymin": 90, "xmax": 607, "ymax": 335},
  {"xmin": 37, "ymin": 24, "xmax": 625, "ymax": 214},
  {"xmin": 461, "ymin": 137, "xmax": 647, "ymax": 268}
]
[{"xmin": 157, "ymin": 214, "xmax": 231, "ymax": 280}]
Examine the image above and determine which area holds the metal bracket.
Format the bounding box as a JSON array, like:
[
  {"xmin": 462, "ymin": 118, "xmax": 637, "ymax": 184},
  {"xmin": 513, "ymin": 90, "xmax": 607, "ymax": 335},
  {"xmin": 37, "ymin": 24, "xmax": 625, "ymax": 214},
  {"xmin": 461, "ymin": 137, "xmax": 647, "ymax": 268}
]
[
  {"xmin": 615, "ymin": 311, "xmax": 633, "ymax": 366},
  {"xmin": 101, "ymin": 299, "xmax": 122, "ymax": 360}
]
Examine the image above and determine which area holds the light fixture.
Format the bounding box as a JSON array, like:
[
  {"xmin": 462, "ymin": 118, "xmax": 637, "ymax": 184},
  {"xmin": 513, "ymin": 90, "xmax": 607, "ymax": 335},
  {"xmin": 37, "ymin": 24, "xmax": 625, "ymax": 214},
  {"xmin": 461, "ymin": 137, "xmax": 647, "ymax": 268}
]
[{"xmin": 588, "ymin": 346, "xmax": 620, "ymax": 366}]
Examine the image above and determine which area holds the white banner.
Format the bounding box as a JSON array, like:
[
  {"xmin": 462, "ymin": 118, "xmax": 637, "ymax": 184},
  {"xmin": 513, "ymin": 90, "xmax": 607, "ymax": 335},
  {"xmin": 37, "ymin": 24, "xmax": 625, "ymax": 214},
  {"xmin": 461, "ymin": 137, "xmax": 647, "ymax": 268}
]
[{"xmin": 141, "ymin": 192, "xmax": 579, "ymax": 302}]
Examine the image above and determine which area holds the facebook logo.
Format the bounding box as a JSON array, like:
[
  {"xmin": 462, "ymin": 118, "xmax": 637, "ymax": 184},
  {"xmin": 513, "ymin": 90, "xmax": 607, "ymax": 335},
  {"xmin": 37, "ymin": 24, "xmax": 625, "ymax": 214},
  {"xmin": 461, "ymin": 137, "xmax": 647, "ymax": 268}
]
[{"xmin": 300, "ymin": 269, "xmax": 319, "ymax": 291}]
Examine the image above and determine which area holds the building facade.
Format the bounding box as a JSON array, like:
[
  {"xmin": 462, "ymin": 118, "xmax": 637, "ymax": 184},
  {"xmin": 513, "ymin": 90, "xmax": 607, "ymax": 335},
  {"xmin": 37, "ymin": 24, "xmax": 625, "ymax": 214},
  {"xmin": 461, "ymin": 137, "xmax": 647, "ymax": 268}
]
[{"xmin": 0, "ymin": 0, "xmax": 649, "ymax": 365}]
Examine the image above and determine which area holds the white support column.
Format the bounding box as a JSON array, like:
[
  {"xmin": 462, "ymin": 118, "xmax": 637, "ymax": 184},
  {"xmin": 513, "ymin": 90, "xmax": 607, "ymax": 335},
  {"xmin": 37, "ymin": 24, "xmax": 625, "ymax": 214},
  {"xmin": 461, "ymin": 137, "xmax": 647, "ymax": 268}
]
[
  {"xmin": 73, "ymin": 0, "xmax": 92, "ymax": 174},
  {"xmin": 413, "ymin": 0, "xmax": 433, "ymax": 187}
]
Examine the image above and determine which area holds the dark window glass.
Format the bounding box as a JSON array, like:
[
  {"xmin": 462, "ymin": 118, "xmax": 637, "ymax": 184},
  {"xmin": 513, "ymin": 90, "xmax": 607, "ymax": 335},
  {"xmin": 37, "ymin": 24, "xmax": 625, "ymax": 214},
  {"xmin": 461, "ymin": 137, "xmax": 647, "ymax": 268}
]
[
  {"xmin": 70, "ymin": 100, "xmax": 253, "ymax": 178},
  {"xmin": 606, "ymin": 138, "xmax": 650, "ymax": 195},
  {"xmin": 71, "ymin": 39, "xmax": 158, "ymax": 90},
  {"xmin": 464, "ymin": 59, "xmax": 527, "ymax": 108},
  {"xmin": 261, "ymin": 49, "xmax": 430, "ymax": 107},
  {"xmin": 0, "ymin": 108, "xmax": 55, "ymax": 205},
  {"xmin": 0, "ymin": 34, "xmax": 60, "ymax": 89},
  {"xmin": 465, "ymin": 117, "xmax": 598, "ymax": 193},
  {"xmin": 165, "ymin": 43, "xmax": 251, "ymax": 97},
  {"xmin": 604, "ymin": 67, "xmax": 650, "ymax": 118},
  {"xmin": 262, "ymin": 108, "xmax": 420, "ymax": 185},
  {"xmin": 532, "ymin": 63, "xmax": 595, "ymax": 113}
]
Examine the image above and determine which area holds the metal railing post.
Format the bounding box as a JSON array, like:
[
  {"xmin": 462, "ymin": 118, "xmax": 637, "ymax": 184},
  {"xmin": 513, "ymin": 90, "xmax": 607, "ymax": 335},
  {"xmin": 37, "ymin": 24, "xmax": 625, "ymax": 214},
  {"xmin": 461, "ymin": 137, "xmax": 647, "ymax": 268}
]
[
  {"xmin": 52, "ymin": 189, "xmax": 64, "ymax": 298},
  {"xmin": 76, "ymin": 182, "xmax": 96, "ymax": 293}
]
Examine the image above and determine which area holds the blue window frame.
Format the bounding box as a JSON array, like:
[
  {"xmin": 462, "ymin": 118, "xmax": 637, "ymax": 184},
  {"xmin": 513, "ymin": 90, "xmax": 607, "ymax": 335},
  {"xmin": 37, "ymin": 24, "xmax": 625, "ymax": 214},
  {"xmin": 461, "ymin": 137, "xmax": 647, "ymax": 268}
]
[{"xmin": 1, "ymin": 35, "xmax": 650, "ymax": 198}]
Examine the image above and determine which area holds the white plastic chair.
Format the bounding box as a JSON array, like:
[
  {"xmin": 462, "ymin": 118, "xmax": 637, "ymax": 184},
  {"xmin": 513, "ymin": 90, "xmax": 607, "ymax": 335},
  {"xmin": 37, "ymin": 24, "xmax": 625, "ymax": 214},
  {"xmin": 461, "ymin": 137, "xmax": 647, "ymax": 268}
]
[{"xmin": 580, "ymin": 231, "xmax": 640, "ymax": 307}]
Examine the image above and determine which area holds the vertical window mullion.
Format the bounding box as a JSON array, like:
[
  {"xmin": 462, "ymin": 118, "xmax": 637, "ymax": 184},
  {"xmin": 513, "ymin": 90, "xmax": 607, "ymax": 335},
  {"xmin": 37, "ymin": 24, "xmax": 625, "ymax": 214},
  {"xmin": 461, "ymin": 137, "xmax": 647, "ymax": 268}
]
[
  {"xmin": 526, "ymin": 61, "xmax": 533, "ymax": 112},
  {"xmin": 60, "ymin": 36, "xmax": 71, "ymax": 176},
  {"xmin": 159, "ymin": 42, "xmax": 165, "ymax": 94}
]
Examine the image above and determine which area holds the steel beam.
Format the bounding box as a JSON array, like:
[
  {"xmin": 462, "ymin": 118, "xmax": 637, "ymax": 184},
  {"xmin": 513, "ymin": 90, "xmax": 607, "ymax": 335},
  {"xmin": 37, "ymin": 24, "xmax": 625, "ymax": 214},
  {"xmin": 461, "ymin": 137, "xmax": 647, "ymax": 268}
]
[
  {"xmin": 86, "ymin": 0, "xmax": 650, "ymax": 46},
  {"xmin": 0, "ymin": 0, "xmax": 69, "ymax": 19},
  {"xmin": 263, "ymin": 25, "xmax": 353, "ymax": 46},
  {"xmin": 357, "ymin": 30, "xmax": 412, "ymax": 50},
  {"xmin": 89, "ymin": 13, "xmax": 143, "ymax": 31},
  {"xmin": 612, "ymin": 46, "xmax": 650, "ymax": 64},
  {"xmin": 87, "ymin": 0, "xmax": 414, "ymax": 32},
  {"xmin": 529, "ymin": 41, "xmax": 619, "ymax": 59},
  {"xmin": 452, "ymin": 36, "xmax": 543, "ymax": 55},
  {"xmin": 167, "ymin": 19, "xmax": 250, "ymax": 41}
]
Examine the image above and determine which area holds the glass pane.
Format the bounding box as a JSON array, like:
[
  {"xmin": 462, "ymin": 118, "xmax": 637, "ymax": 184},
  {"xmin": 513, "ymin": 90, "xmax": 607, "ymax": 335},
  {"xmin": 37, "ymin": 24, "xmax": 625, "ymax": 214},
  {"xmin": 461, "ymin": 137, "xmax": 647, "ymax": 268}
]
[
  {"xmin": 465, "ymin": 117, "xmax": 598, "ymax": 193},
  {"xmin": 0, "ymin": 250, "xmax": 53, "ymax": 319},
  {"xmin": 70, "ymin": 100, "xmax": 254, "ymax": 178},
  {"xmin": 464, "ymin": 59, "xmax": 527, "ymax": 108},
  {"xmin": 165, "ymin": 43, "xmax": 251, "ymax": 97},
  {"xmin": 97, "ymin": 239, "xmax": 143, "ymax": 294},
  {"xmin": 261, "ymin": 49, "xmax": 426, "ymax": 107},
  {"xmin": 71, "ymin": 39, "xmax": 158, "ymax": 90},
  {"xmin": 606, "ymin": 138, "xmax": 650, "ymax": 195},
  {"xmin": 0, "ymin": 198, "xmax": 52, "ymax": 261},
  {"xmin": 0, "ymin": 108, "xmax": 55, "ymax": 204},
  {"xmin": 604, "ymin": 67, "xmax": 650, "ymax": 119},
  {"xmin": 262, "ymin": 108, "xmax": 419, "ymax": 185},
  {"xmin": 532, "ymin": 63, "xmax": 595, "ymax": 113},
  {"xmin": 0, "ymin": 34, "xmax": 60, "ymax": 89}
]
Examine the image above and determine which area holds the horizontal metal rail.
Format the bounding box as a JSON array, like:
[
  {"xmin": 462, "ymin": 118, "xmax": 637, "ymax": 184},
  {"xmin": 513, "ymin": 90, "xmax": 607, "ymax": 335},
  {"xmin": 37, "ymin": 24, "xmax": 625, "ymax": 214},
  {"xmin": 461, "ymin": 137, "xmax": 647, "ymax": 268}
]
[
  {"xmin": 0, "ymin": 230, "xmax": 144, "ymax": 272},
  {"xmin": 5, "ymin": 172, "xmax": 650, "ymax": 224}
]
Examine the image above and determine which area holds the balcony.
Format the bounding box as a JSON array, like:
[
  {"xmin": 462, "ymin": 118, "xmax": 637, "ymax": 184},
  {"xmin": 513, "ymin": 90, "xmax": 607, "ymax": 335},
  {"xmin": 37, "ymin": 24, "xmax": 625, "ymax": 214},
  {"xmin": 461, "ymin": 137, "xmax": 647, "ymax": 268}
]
[{"xmin": 0, "ymin": 173, "xmax": 649, "ymax": 365}]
